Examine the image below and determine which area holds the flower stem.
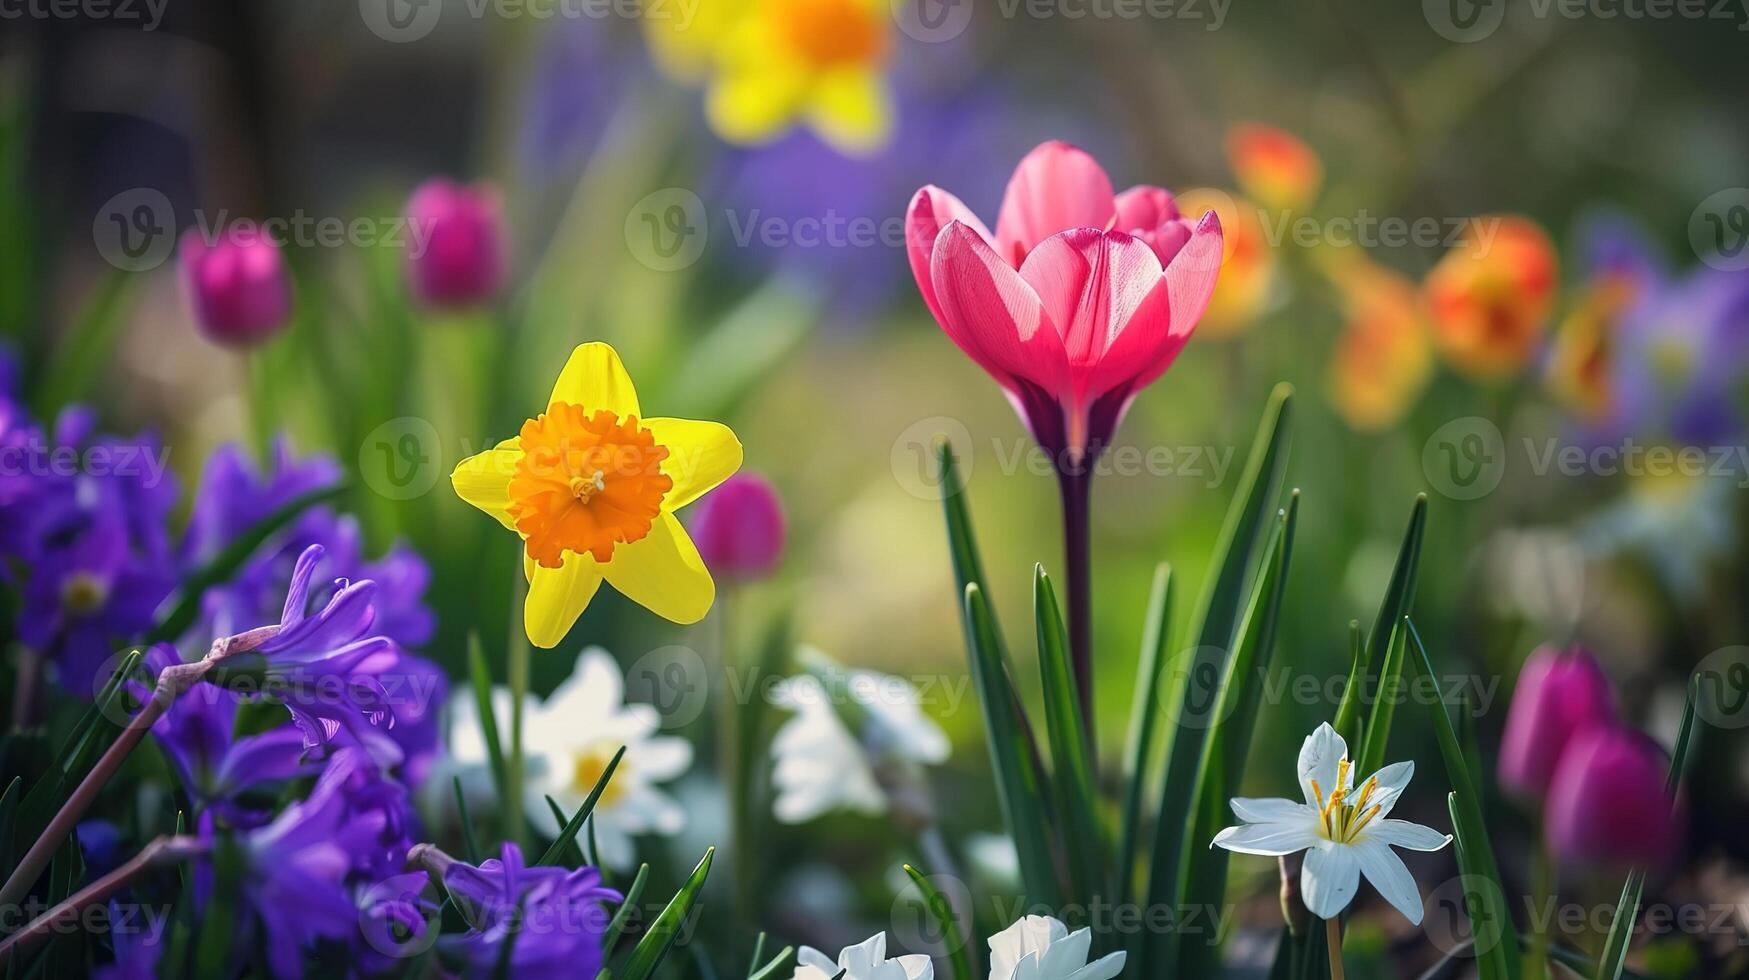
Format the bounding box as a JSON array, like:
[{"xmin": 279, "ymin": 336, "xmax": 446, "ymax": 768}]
[
  {"xmin": 1324, "ymin": 916, "xmax": 1345, "ymax": 980},
  {"xmin": 1057, "ymin": 465, "xmax": 1096, "ymax": 756},
  {"xmin": 0, "ymin": 835, "xmax": 207, "ymax": 968},
  {"xmin": 506, "ymin": 553, "xmax": 530, "ymax": 846},
  {"xmin": 716, "ymin": 593, "xmax": 753, "ymax": 937}
]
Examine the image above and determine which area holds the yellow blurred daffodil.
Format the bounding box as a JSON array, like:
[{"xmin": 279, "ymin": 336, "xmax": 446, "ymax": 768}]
[
  {"xmin": 1176, "ymin": 187, "xmax": 1278, "ymax": 338},
  {"xmin": 452, "ymin": 343, "xmax": 742, "ymax": 647}
]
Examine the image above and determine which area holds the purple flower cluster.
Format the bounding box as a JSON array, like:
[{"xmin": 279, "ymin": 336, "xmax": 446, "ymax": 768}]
[{"xmin": 440, "ymin": 843, "xmax": 622, "ymax": 979}]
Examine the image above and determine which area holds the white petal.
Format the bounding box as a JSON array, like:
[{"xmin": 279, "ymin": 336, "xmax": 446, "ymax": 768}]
[
  {"xmin": 895, "ymin": 953, "xmax": 934, "ymax": 980},
  {"xmin": 1364, "ymin": 819, "xmax": 1453, "ymax": 852},
  {"xmin": 1357, "ymin": 761, "xmax": 1414, "ymax": 819},
  {"xmin": 1037, "ymin": 926, "xmax": 1092, "ymax": 977},
  {"xmin": 1211, "ymin": 821, "xmax": 1320, "ymax": 856},
  {"xmin": 1230, "ymin": 797, "xmax": 1317, "ymax": 825},
  {"xmin": 989, "ymin": 916, "xmax": 1067, "ymax": 980},
  {"xmin": 1298, "ymin": 723, "xmax": 1349, "ymax": 804},
  {"xmin": 634, "ymin": 736, "xmax": 694, "ymax": 781},
  {"xmin": 1068, "ymin": 951, "xmax": 1126, "ymax": 980},
  {"xmin": 1301, "ymin": 843, "xmax": 1360, "ymax": 920},
  {"xmin": 1352, "ymin": 839, "xmax": 1426, "ymax": 925}
]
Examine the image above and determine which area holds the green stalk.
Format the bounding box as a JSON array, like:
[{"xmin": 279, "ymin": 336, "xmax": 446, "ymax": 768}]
[{"xmin": 506, "ymin": 550, "xmax": 530, "ymax": 846}]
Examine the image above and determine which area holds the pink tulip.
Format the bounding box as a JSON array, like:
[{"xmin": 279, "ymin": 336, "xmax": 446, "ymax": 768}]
[
  {"xmin": 179, "ymin": 228, "xmax": 293, "ymax": 348},
  {"xmin": 688, "ymin": 472, "xmax": 785, "ymax": 582},
  {"xmin": 905, "ymin": 141, "xmax": 1223, "ymax": 466},
  {"xmin": 1544, "ymin": 726, "xmax": 1677, "ymax": 867},
  {"xmin": 1497, "ymin": 645, "xmax": 1616, "ymax": 799},
  {"xmin": 405, "ymin": 179, "xmax": 507, "ymax": 308}
]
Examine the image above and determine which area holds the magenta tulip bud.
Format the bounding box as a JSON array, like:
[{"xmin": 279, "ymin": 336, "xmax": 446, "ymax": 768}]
[
  {"xmin": 405, "ymin": 179, "xmax": 507, "ymax": 308},
  {"xmin": 689, "ymin": 473, "xmax": 785, "ymax": 582},
  {"xmin": 1544, "ymin": 726, "xmax": 1677, "ymax": 867},
  {"xmin": 179, "ymin": 227, "xmax": 293, "ymax": 348},
  {"xmin": 1498, "ymin": 645, "xmax": 1616, "ymax": 799}
]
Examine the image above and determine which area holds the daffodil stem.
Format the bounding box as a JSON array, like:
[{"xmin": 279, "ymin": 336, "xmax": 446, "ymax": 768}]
[
  {"xmin": 717, "ymin": 592, "xmax": 754, "ymax": 936},
  {"xmin": 1325, "ymin": 916, "xmax": 1345, "ymax": 980},
  {"xmin": 1057, "ymin": 465, "xmax": 1096, "ymax": 756},
  {"xmin": 506, "ymin": 555, "xmax": 530, "ymax": 847}
]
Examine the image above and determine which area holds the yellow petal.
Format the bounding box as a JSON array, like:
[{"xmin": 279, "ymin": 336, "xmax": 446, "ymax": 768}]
[
  {"xmin": 451, "ymin": 448, "xmax": 521, "ymax": 530},
  {"xmin": 524, "ymin": 554, "xmax": 603, "ymax": 649},
  {"xmin": 705, "ymin": 50, "xmax": 810, "ymax": 146},
  {"xmin": 646, "ymin": 417, "xmax": 743, "ymax": 512},
  {"xmin": 806, "ymin": 67, "xmax": 891, "ymax": 156},
  {"xmin": 602, "ymin": 513, "xmax": 714, "ymax": 624},
  {"xmin": 548, "ymin": 343, "xmax": 640, "ymax": 418}
]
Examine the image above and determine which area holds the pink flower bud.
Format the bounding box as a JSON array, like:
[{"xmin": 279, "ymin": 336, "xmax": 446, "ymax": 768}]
[
  {"xmin": 688, "ymin": 472, "xmax": 784, "ymax": 582},
  {"xmin": 1498, "ymin": 645, "xmax": 1616, "ymax": 799},
  {"xmin": 179, "ymin": 228, "xmax": 293, "ymax": 348},
  {"xmin": 405, "ymin": 179, "xmax": 507, "ymax": 308},
  {"xmin": 1544, "ymin": 726, "xmax": 1677, "ymax": 867}
]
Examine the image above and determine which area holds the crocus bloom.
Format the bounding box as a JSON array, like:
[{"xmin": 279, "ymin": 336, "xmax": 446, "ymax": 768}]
[
  {"xmin": 1544, "ymin": 726, "xmax": 1677, "ymax": 867},
  {"xmin": 769, "ymin": 656, "xmax": 950, "ymax": 825},
  {"xmin": 450, "ymin": 343, "xmax": 742, "ymax": 647},
  {"xmin": 440, "ymin": 842, "xmax": 620, "ymax": 978},
  {"xmin": 988, "ymin": 915, "xmax": 1125, "ymax": 980},
  {"xmin": 1322, "ymin": 251, "xmax": 1433, "ymax": 431},
  {"xmin": 522, "ymin": 648, "xmax": 694, "ymax": 871},
  {"xmin": 906, "ymin": 141, "xmax": 1223, "ymax": 466},
  {"xmin": 1496, "ymin": 645, "xmax": 1616, "ymax": 799},
  {"xmin": 179, "ymin": 228, "xmax": 293, "ymax": 347},
  {"xmin": 687, "ymin": 471, "xmax": 785, "ymax": 581},
  {"xmin": 1212, "ymin": 723, "xmax": 1451, "ymax": 923},
  {"xmin": 1173, "ymin": 187, "xmax": 1275, "ymax": 338},
  {"xmin": 1225, "ymin": 123, "xmax": 1323, "ymax": 212},
  {"xmin": 795, "ymin": 932, "xmax": 932, "ymax": 980},
  {"xmin": 1423, "ymin": 215, "xmax": 1558, "ymax": 378},
  {"xmin": 405, "ymin": 179, "xmax": 508, "ymax": 308}
]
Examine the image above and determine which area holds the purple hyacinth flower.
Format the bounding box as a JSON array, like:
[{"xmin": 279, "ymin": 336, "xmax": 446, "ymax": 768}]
[
  {"xmin": 441, "ymin": 843, "xmax": 621, "ymax": 979},
  {"xmin": 92, "ymin": 899, "xmax": 164, "ymax": 980}
]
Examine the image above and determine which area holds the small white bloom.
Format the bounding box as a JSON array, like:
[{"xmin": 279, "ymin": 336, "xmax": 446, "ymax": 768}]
[
  {"xmin": 988, "ymin": 915, "xmax": 1124, "ymax": 980},
  {"xmin": 792, "ymin": 932, "xmax": 931, "ymax": 980},
  {"xmin": 1212, "ymin": 722, "xmax": 1452, "ymax": 924},
  {"xmin": 523, "ymin": 647, "xmax": 694, "ymax": 871},
  {"xmin": 769, "ymin": 655, "xmax": 949, "ymax": 824}
]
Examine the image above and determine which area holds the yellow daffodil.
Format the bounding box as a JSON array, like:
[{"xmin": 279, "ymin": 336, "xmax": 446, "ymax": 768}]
[{"xmin": 451, "ymin": 343, "xmax": 742, "ymax": 647}]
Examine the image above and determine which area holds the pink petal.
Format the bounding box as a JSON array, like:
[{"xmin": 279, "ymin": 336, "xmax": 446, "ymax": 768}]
[
  {"xmin": 929, "ymin": 221, "xmax": 1068, "ymax": 396},
  {"xmin": 1017, "ymin": 228, "xmax": 1165, "ymax": 373},
  {"xmin": 1136, "ymin": 208, "xmax": 1224, "ymax": 386},
  {"xmin": 905, "ymin": 185, "xmax": 993, "ymax": 326},
  {"xmin": 1112, "ymin": 185, "xmax": 1181, "ymax": 231},
  {"xmin": 994, "ymin": 141, "xmax": 1116, "ymax": 268}
]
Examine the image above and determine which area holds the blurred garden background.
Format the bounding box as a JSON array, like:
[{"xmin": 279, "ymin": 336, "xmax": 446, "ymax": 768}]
[{"xmin": 4, "ymin": 0, "xmax": 1749, "ymax": 975}]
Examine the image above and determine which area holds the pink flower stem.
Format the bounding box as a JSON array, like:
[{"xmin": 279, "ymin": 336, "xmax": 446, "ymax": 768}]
[
  {"xmin": 1058, "ymin": 465, "xmax": 1096, "ymax": 757},
  {"xmin": 0, "ymin": 834, "xmax": 208, "ymax": 968},
  {"xmin": 0, "ymin": 626, "xmax": 278, "ymax": 915}
]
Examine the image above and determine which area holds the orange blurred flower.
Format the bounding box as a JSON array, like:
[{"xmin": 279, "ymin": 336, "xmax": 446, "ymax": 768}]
[
  {"xmin": 1323, "ymin": 251, "xmax": 1433, "ymax": 431},
  {"xmin": 1423, "ymin": 216, "xmax": 1558, "ymax": 379},
  {"xmin": 1546, "ymin": 275, "xmax": 1635, "ymax": 425},
  {"xmin": 1176, "ymin": 188, "xmax": 1276, "ymax": 338},
  {"xmin": 1226, "ymin": 123, "xmax": 1323, "ymax": 213}
]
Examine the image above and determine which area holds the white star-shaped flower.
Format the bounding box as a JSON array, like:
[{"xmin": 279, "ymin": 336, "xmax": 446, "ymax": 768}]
[
  {"xmin": 792, "ymin": 932, "xmax": 932, "ymax": 980},
  {"xmin": 988, "ymin": 915, "xmax": 1124, "ymax": 980},
  {"xmin": 1212, "ymin": 722, "xmax": 1452, "ymax": 923}
]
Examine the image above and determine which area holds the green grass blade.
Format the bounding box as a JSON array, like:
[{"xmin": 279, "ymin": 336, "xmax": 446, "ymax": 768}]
[
  {"xmin": 535, "ymin": 746, "xmax": 624, "ymax": 866},
  {"xmin": 454, "ymin": 777, "xmax": 481, "ymax": 863},
  {"xmin": 1407, "ymin": 621, "xmax": 1521, "ymax": 980},
  {"xmin": 1142, "ymin": 384, "xmax": 1292, "ymax": 975},
  {"xmin": 1033, "ymin": 567, "xmax": 1105, "ymax": 905},
  {"xmin": 15, "ymin": 649, "xmax": 144, "ymax": 846},
  {"xmin": 902, "ymin": 864, "xmax": 974, "ymax": 980},
  {"xmin": 30, "ymin": 271, "xmax": 135, "ymax": 416},
  {"xmin": 618, "ymin": 848, "xmax": 715, "ymax": 980},
  {"xmin": 602, "ymin": 863, "xmax": 651, "ymax": 954},
  {"xmin": 1118, "ymin": 563, "xmax": 1172, "ymax": 907},
  {"xmin": 1597, "ymin": 676, "xmax": 1700, "ymax": 980},
  {"xmin": 747, "ymin": 946, "xmax": 797, "ymax": 980},
  {"xmin": 1334, "ymin": 496, "xmax": 1426, "ymax": 744},
  {"xmin": 1178, "ymin": 493, "xmax": 1299, "ymax": 977},
  {"xmin": 965, "ymin": 583, "xmax": 1062, "ymax": 907},
  {"xmin": 1356, "ymin": 622, "xmax": 1409, "ymax": 778},
  {"xmin": 466, "ymin": 633, "xmax": 509, "ymax": 802},
  {"xmin": 544, "ymin": 797, "xmax": 587, "ymax": 868}
]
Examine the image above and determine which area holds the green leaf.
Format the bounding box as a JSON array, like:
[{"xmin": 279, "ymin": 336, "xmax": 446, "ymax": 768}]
[
  {"xmin": 1406, "ymin": 621, "xmax": 1521, "ymax": 980},
  {"xmin": 146, "ymin": 484, "xmax": 348, "ymax": 644},
  {"xmin": 466, "ymin": 633, "xmax": 509, "ymax": 803},
  {"xmin": 455, "ymin": 777, "xmax": 481, "ymax": 864},
  {"xmin": 1118, "ymin": 563, "xmax": 1172, "ymax": 907},
  {"xmin": 901, "ymin": 864, "xmax": 974, "ymax": 980},
  {"xmin": 603, "ymin": 863, "xmax": 651, "ymax": 955},
  {"xmin": 30, "ymin": 271, "xmax": 136, "ymax": 417},
  {"xmin": 1141, "ymin": 384, "xmax": 1292, "ymax": 975},
  {"xmin": 746, "ymin": 945, "xmax": 797, "ymax": 980},
  {"xmin": 1597, "ymin": 675, "xmax": 1700, "ymax": 980},
  {"xmin": 15, "ymin": 649, "xmax": 144, "ymax": 849},
  {"xmin": 1033, "ymin": 567, "xmax": 1105, "ymax": 905},
  {"xmin": 1356, "ymin": 623, "xmax": 1409, "ymax": 778},
  {"xmin": 965, "ymin": 583, "xmax": 1062, "ymax": 907},
  {"xmin": 618, "ymin": 848, "xmax": 715, "ymax": 980},
  {"xmin": 544, "ymin": 797, "xmax": 584, "ymax": 868},
  {"xmin": 1178, "ymin": 493, "xmax": 1300, "ymax": 978},
  {"xmin": 1334, "ymin": 496, "xmax": 1426, "ymax": 747},
  {"xmin": 535, "ymin": 745, "xmax": 624, "ymax": 866}
]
